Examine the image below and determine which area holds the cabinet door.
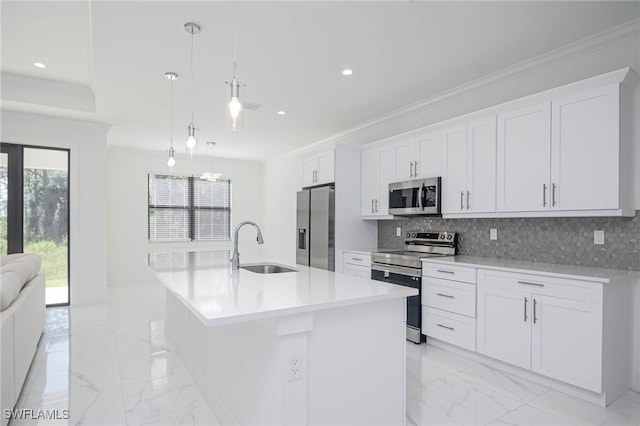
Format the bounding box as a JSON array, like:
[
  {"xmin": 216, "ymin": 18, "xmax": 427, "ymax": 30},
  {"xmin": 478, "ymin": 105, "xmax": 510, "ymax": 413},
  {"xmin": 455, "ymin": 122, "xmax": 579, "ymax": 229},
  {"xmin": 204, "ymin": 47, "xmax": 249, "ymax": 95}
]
[
  {"xmin": 551, "ymin": 86, "xmax": 618, "ymax": 210},
  {"xmin": 467, "ymin": 116, "xmax": 496, "ymax": 213},
  {"xmin": 531, "ymin": 294, "xmax": 602, "ymax": 392},
  {"xmin": 316, "ymin": 151, "xmax": 335, "ymax": 185},
  {"xmin": 393, "ymin": 140, "xmax": 417, "ymax": 180},
  {"xmin": 416, "ymin": 131, "xmax": 442, "ymax": 178},
  {"xmin": 302, "ymin": 156, "xmax": 317, "ymax": 187},
  {"xmin": 477, "ymin": 285, "xmax": 531, "ymax": 370},
  {"xmin": 376, "ymin": 147, "xmax": 394, "ymax": 215},
  {"xmin": 362, "ymin": 150, "xmax": 378, "ymax": 215},
  {"xmin": 344, "ymin": 264, "xmax": 371, "ymax": 279},
  {"xmin": 497, "ymin": 103, "xmax": 551, "ymax": 212},
  {"xmin": 442, "ymin": 125, "xmax": 468, "ymax": 214}
]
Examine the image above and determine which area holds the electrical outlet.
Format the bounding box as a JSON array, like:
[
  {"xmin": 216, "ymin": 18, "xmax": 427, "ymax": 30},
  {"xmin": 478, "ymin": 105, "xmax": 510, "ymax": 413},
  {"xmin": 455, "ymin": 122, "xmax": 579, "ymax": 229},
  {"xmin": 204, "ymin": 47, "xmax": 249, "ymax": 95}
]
[
  {"xmin": 288, "ymin": 353, "xmax": 303, "ymax": 381},
  {"xmin": 594, "ymin": 230, "xmax": 605, "ymax": 245},
  {"xmin": 490, "ymin": 229, "xmax": 498, "ymax": 240},
  {"xmin": 396, "ymin": 227, "xmax": 401, "ymax": 237}
]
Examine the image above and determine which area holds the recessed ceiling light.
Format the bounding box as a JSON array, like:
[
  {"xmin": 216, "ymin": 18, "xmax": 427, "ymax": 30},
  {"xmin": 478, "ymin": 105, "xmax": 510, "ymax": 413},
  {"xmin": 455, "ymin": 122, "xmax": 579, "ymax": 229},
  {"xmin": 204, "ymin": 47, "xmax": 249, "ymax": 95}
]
[
  {"xmin": 277, "ymin": 111, "xmax": 286, "ymax": 115},
  {"xmin": 342, "ymin": 69, "xmax": 353, "ymax": 76},
  {"xmin": 33, "ymin": 62, "xmax": 47, "ymax": 69}
]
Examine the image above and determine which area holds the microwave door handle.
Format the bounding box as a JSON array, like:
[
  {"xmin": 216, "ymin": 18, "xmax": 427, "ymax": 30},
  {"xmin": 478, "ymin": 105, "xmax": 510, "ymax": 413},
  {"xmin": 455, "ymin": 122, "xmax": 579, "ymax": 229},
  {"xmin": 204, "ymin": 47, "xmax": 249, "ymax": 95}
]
[{"xmin": 418, "ymin": 181, "xmax": 424, "ymax": 210}]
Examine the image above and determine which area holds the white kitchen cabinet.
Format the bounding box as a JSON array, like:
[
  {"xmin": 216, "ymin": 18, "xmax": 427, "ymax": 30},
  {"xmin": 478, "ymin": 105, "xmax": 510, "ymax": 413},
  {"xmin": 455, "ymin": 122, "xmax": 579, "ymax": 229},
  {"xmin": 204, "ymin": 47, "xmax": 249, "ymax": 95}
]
[
  {"xmin": 361, "ymin": 145, "xmax": 393, "ymax": 218},
  {"xmin": 550, "ymin": 86, "xmax": 619, "ymax": 211},
  {"xmin": 442, "ymin": 117, "xmax": 496, "ymax": 214},
  {"xmin": 302, "ymin": 150, "xmax": 334, "ymax": 187},
  {"xmin": 343, "ymin": 251, "xmax": 371, "ymax": 279},
  {"xmin": 496, "ymin": 103, "xmax": 552, "ymax": 212},
  {"xmin": 392, "ymin": 131, "xmax": 442, "ymax": 181},
  {"xmin": 477, "ymin": 269, "xmax": 602, "ymax": 393}
]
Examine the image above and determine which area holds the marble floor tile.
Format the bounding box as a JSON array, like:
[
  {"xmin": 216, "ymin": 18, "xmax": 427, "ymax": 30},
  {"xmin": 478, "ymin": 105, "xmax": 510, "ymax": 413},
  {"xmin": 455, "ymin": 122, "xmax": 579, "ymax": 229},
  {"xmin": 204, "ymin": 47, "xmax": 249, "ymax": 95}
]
[
  {"xmin": 406, "ymin": 342, "xmax": 479, "ymax": 389},
  {"xmin": 138, "ymin": 401, "xmax": 220, "ymax": 426},
  {"xmin": 528, "ymin": 390, "xmax": 638, "ymax": 426},
  {"xmin": 488, "ymin": 404, "xmax": 577, "ymax": 425},
  {"xmin": 406, "ymin": 371, "xmax": 526, "ymax": 425},
  {"xmin": 456, "ymin": 363, "xmax": 550, "ymax": 404}
]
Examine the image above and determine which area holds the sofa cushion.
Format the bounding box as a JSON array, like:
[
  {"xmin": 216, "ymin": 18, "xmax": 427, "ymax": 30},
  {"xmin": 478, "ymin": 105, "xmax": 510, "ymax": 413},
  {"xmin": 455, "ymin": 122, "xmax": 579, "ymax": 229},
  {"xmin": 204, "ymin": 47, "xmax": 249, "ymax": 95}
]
[
  {"xmin": 0, "ymin": 254, "xmax": 41, "ymax": 289},
  {"xmin": 0, "ymin": 270, "xmax": 21, "ymax": 311}
]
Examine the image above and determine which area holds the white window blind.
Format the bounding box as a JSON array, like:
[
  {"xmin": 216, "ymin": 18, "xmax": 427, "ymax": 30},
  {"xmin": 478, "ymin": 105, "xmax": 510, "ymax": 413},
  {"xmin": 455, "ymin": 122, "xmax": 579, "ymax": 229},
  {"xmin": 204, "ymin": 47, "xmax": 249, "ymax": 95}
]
[{"xmin": 148, "ymin": 174, "xmax": 231, "ymax": 241}]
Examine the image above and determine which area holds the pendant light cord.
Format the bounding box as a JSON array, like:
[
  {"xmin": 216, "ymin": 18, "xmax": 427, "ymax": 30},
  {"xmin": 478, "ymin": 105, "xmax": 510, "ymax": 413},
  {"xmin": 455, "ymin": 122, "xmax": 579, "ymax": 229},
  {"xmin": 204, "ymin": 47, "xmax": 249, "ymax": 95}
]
[
  {"xmin": 233, "ymin": 0, "xmax": 237, "ymax": 78},
  {"xmin": 170, "ymin": 77, "xmax": 174, "ymax": 149},
  {"xmin": 190, "ymin": 29, "xmax": 195, "ymax": 123}
]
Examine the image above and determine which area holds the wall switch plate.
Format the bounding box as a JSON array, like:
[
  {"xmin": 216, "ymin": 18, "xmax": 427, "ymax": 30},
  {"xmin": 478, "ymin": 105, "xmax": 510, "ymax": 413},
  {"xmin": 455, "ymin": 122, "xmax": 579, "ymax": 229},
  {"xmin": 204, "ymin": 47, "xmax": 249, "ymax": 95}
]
[
  {"xmin": 396, "ymin": 227, "xmax": 401, "ymax": 237},
  {"xmin": 288, "ymin": 353, "xmax": 303, "ymax": 381},
  {"xmin": 490, "ymin": 229, "xmax": 498, "ymax": 240},
  {"xmin": 594, "ymin": 230, "xmax": 605, "ymax": 245}
]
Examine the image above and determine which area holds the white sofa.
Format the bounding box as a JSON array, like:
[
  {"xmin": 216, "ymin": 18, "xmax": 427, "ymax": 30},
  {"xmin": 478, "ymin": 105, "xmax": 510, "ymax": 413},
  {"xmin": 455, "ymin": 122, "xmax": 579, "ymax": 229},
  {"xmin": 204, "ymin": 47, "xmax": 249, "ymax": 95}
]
[{"xmin": 0, "ymin": 254, "xmax": 45, "ymax": 426}]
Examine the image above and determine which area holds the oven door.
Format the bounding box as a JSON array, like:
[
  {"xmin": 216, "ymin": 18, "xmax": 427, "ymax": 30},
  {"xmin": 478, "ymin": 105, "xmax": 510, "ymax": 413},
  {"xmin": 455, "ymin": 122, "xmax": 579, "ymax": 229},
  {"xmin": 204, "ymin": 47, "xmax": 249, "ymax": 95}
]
[
  {"xmin": 388, "ymin": 177, "xmax": 441, "ymax": 216},
  {"xmin": 371, "ymin": 263, "xmax": 423, "ymax": 343}
]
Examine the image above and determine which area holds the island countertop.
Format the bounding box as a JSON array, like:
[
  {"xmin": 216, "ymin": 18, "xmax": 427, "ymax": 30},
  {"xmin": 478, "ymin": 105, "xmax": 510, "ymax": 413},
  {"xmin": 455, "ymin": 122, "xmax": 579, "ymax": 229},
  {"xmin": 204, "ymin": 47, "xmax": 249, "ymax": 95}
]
[{"xmin": 148, "ymin": 251, "xmax": 417, "ymax": 327}]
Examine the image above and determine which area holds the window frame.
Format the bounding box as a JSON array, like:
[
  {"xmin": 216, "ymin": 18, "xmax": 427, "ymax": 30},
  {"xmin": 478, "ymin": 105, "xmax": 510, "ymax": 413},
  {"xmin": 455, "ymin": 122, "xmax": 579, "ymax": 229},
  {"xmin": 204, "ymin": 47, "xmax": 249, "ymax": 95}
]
[{"xmin": 147, "ymin": 174, "xmax": 231, "ymax": 242}]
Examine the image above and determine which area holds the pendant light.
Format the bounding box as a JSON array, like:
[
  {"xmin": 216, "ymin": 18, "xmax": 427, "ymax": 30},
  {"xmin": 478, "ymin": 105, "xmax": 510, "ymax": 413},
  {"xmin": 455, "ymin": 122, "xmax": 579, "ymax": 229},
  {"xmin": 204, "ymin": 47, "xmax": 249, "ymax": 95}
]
[
  {"xmin": 165, "ymin": 71, "xmax": 178, "ymax": 169},
  {"xmin": 200, "ymin": 141, "xmax": 222, "ymax": 181},
  {"xmin": 226, "ymin": 1, "xmax": 243, "ymax": 130},
  {"xmin": 184, "ymin": 22, "xmax": 200, "ymax": 155}
]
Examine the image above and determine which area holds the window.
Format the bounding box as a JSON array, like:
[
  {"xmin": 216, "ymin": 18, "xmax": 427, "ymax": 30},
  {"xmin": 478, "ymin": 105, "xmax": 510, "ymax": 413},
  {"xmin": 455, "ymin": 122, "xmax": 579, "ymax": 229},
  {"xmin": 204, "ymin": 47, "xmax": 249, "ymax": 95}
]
[{"xmin": 148, "ymin": 174, "xmax": 231, "ymax": 241}]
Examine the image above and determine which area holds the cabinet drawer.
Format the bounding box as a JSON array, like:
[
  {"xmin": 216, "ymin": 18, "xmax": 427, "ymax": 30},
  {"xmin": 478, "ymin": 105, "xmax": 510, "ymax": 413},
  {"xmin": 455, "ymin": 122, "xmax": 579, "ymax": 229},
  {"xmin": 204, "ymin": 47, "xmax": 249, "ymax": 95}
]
[
  {"xmin": 423, "ymin": 263, "xmax": 476, "ymax": 284},
  {"xmin": 422, "ymin": 307, "xmax": 476, "ymax": 351},
  {"xmin": 422, "ymin": 278, "xmax": 476, "ymax": 317},
  {"xmin": 344, "ymin": 264, "xmax": 371, "ymax": 279},
  {"xmin": 343, "ymin": 252, "xmax": 371, "ymax": 267},
  {"xmin": 477, "ymin": 269, "xmax": 598, "ymax": 303}
]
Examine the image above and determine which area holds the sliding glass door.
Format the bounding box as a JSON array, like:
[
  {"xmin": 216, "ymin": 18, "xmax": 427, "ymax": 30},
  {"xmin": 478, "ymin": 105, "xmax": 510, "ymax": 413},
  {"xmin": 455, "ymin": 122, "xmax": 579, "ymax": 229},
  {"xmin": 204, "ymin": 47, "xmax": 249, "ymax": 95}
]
[{"xmin": 1, "ymin": 143, "xmax": 70, "ymax": 306}]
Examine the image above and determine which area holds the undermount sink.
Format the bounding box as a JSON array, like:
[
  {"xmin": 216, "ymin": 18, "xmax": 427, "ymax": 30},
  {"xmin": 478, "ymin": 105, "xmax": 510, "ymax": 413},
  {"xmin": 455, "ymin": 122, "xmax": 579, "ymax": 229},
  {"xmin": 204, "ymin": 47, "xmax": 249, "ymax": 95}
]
[{"xmin": 240, "ymin": 264, "xmax": 298, "ymax": 274}]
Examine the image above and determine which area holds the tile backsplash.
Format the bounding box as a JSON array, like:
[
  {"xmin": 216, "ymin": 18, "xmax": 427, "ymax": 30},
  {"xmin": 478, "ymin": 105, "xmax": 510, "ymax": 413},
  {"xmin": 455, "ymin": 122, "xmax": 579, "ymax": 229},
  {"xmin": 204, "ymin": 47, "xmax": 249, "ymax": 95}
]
[{"xmin": 378, "ymin": 212, "xmax": 640, "ymax": 271}]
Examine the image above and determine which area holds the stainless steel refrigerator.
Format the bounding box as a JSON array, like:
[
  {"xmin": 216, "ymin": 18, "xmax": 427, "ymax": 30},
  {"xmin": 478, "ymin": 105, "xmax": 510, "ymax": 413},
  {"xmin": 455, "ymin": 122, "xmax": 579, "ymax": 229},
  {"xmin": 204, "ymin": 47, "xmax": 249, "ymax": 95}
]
[{"xmin": 296, "ymin": 186, "xmax": 335, "ymax": 271}]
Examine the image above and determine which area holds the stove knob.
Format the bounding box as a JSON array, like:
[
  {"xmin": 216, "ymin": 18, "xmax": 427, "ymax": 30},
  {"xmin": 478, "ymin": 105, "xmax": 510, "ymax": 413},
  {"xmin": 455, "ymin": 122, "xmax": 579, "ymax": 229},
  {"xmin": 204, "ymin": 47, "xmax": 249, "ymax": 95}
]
[
  {"xmin": 406, "ymin": 232, "xmax": 411, "ymax": 238},
  {"xmin": 447, "ymin": 235, "xmax": 453, "ymax": 240},
  {"xmin": 440, "ymin": 234, "xmax": 445, "ymax": 239},
  {"xmin": 411, "ymin": 233, "xmax": 417, "ymax": 238}
]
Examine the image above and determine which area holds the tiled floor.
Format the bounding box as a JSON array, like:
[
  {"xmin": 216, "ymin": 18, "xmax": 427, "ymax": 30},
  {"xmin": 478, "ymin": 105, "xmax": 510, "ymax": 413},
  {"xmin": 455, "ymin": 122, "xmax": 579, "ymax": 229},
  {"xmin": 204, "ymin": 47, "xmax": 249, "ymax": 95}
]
[{"xmin": 8, "ymin": 282, "xmax": 640, "ymax": 425}]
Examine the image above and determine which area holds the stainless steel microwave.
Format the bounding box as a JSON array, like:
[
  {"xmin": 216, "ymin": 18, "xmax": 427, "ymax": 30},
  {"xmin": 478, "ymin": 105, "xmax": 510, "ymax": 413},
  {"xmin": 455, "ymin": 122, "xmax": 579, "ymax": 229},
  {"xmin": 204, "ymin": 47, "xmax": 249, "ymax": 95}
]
[{"xmin": 388, "ymin": 177, "xmax": 441, "ymax": 216}]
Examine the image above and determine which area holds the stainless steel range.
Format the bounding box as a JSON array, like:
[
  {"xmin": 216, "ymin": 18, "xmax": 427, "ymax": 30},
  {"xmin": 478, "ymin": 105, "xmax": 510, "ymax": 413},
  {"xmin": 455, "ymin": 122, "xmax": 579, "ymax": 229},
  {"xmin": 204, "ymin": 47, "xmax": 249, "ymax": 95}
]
[{"xmin": 371, "ymin": 231, "xmax": 457, "ymax": 344}]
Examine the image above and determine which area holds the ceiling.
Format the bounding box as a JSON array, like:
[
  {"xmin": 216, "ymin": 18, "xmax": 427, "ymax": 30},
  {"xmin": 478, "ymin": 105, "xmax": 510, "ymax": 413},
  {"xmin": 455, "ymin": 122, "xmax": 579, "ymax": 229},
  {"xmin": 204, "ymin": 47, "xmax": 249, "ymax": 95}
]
[{"xmin": 2, "ymin": 1, "xmax": 639, "ymax": 161}]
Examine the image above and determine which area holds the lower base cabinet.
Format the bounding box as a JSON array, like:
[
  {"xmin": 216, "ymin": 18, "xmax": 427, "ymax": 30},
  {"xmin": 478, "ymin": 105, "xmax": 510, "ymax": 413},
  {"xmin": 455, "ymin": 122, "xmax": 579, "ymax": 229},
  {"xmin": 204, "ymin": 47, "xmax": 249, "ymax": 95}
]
[
  {"xmin": 343, "ymin": 251, "xmax": 371, "ymax": 278},
  {"xmin": 477, "ymin": 268, "xmax": 604, "ymax": 394}
]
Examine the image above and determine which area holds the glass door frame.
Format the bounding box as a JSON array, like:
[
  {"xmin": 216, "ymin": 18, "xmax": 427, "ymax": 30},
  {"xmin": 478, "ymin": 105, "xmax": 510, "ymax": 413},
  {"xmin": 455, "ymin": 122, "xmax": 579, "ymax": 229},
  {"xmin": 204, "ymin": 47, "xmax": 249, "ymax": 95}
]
[{"xmin": 1, "ymin": 142, "xmax": 71, "ymax": 307}]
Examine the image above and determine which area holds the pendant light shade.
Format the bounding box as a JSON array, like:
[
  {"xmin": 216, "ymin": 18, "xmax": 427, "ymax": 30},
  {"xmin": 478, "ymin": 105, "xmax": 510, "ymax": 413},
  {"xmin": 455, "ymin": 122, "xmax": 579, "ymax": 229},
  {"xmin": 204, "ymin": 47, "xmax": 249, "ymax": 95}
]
[
  {"xmin": 165, "ymin": 71, "xmax": 178, "ymax": 169},
  {"xmin": 184, "ymin": 22, "xmax": 200, "ymax": 154},
  {"xmin": 226, "ymin": 2, "xmax": 244, "ymax": 131},
  {"xmin": 200, "ymin": 141, "xmax": 222, "ymax": 181}
]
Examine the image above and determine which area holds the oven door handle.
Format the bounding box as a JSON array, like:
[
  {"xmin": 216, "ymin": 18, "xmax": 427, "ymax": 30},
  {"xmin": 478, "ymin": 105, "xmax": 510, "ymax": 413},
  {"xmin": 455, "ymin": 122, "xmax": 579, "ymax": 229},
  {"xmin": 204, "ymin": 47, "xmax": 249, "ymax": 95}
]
[{"xmin": 371, "ymin": 263, "xmax": 422, "ymax": 278}]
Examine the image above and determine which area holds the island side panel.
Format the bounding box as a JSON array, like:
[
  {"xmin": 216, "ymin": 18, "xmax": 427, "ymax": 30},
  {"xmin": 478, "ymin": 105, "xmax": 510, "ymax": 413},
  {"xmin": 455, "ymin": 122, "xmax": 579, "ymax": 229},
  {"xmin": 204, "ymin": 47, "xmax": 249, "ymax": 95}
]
[{"xmin": 165, "ymin": 289, "xmax": 408, "ymax": 425}]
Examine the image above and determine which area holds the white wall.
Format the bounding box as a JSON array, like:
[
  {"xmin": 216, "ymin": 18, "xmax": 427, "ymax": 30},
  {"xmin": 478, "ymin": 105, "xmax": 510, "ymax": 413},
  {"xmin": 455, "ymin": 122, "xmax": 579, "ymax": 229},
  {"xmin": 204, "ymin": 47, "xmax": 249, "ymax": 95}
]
[
  {"xmin": 1, "ymin": 110, "xmax": 110, "ymax": 306},
  {"xmin": 107, "ymin": 146, "xmax": 263, "ymax": 286}
]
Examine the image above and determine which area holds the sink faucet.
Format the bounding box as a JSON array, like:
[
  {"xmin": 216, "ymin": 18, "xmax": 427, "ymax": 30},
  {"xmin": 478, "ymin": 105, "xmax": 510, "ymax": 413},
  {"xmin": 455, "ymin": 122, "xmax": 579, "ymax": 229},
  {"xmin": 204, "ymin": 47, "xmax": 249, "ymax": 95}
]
[{"xmin": 231, "ymin": 221, "xmax": 264, "ymax": 269}]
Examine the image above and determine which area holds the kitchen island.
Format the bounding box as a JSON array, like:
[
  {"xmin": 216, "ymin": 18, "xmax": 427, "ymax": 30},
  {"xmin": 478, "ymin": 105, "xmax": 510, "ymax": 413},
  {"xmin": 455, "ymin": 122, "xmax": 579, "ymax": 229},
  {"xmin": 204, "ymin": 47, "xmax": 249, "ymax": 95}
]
[{"xmin": 148, "ymin": 251, "xmax": 416, "ymax": 425}]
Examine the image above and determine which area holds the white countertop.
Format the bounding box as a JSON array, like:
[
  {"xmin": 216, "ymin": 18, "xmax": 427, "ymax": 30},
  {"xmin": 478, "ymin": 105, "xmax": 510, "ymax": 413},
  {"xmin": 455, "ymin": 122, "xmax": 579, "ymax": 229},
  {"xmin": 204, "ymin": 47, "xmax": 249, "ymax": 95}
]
[
  {"xmin": 422, "ymin": 255, "xmax": 639, "ymax": 283},
  {"xmin": 148, "ymin": 251, "xmax": 417, "ymax": 327}
]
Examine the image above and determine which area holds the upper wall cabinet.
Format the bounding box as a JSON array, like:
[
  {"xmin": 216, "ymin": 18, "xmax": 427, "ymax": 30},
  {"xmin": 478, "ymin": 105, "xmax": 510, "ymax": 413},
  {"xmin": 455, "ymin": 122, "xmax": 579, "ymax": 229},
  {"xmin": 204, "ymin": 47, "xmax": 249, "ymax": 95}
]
[
  {"xmin": 362, "ymin": 145, "xmax": 394, "ymax": 219},
  {"xmin": 302, "ymin": 150, "xmax": 334, "ymax": 187},
  {"xmin": 442, "ymin": 116, "xmax": 496, "ymax": 214},
  {"xmin": 496, "ymin": 81, "xmax": 633, "ymax": 215},
  {"xmin": 392, "ymin": 131, "xmax": 443, "ymax": 181}
]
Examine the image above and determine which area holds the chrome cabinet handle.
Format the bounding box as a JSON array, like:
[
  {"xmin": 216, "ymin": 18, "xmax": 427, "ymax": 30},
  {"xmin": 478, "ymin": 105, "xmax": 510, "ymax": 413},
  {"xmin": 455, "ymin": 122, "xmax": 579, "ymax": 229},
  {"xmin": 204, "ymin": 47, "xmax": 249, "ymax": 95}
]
[
  {"xmin": 552, "ymin": 183, "xmax": 557, "ymax": 207},
  {"xmin": 460, "ymin": 191, "xmax": 464, "ymax": 210},
  {"xmin": 414, "ymin": 161, "xmax": 419, "ymax": 177},
  {"xmin": 542, "ymin": 184, "xmax": 547, "ymax": 207},
  {"xmin": 436, "ymin": 269, "xmax": 455, "ymax": 274},
  {"xmin": 375, "ymin": 199, "xmax": 379, "ymax": 213},
  {"xmin": 518, "ymin": 280, "xmax": 544, "ymax": 287},
  {"xmin": 351, "ymin": 257, "xmax": 363, "ymax": 262},
  {"xmin": 371, "ymin": 199, "xmax": 374, "ymax": 213},
  {"xmin": 524, "ymin": 297, "xmax": 528, "ymax": 322},
  {"xmin": 436, "ymin": 293, "xmax": 454, "ymax": 299},
  {"xmin": 409, "ymin": 161, "xmax": 414, "ymax": 177},
  {"xmin": 437, "ymin": 324, "xmax": 454, "ymax": 331},
  {"xmin": 466, "ymin": 191, "xmax": 470, "ymax": 210},
  {"xmin": 533, "ymin": 298, "xmax": 538, "ymax": 324}
]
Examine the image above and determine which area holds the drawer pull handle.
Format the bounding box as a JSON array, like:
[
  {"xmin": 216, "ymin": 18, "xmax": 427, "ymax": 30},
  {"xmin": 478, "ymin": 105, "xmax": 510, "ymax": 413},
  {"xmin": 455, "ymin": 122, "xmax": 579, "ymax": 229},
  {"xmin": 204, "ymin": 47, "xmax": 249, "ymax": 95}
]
[
  {"xmin": 436, "ymin": 269, "xmax": 455, "ymax": 274},
  {"xmin": 437, "ymin": 324, "xmax": 454, "ymax": 331},
  {"xmin": 351, "ymin": 257, "xmax": 363, "ymax": 261},
  {"xmin": 436, "ymin": 293, "xmax": 454, "ymax": 299},
  {"xmin": 533, "ymin": 298, "xmax": 538, "ymax": 324},
  {"xmin": 524, "ymin": 297, "xmax": 528, "ymax": 322},
  {"xmin": 518, "ymin": 280, "xmax": 545, "ymax": 287}
]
